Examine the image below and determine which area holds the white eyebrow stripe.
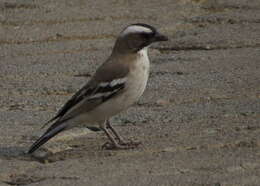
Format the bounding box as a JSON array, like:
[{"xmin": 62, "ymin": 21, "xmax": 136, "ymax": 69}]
[{"xmin": 122, "ymin": 25, "xmax": 153, "ymax": 35}]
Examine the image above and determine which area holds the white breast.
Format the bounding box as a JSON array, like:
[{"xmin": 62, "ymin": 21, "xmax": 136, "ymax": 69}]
[
  {"xmin": 80, "ymin": 48, "xmax": 150, "ymax": 123},
  {"xmin": 124, "ymin": 47, "xmax": 150, "ymax": 105}
]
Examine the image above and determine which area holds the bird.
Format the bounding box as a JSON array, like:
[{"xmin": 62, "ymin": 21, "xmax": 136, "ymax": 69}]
[{"xmin": 28, "ymin": 23, "xmax": 168, "ymax": 154}]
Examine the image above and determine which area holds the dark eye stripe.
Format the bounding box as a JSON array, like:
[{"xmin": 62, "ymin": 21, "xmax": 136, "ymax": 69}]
[{"xmin": 140, "ymin": 32, "xmax": 155, "ymax": 39}]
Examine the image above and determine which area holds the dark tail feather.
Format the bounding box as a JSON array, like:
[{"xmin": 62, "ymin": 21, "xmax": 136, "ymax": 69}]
[
  {"xmin": 86, "ymin": 126, "xmax": 101, "ymax": 132},
  {"xmin": 28, "ymin": 123, "xmax": 66, "ymax": 154},
  {"xmin": 41, "ymin": 116, "xmax": 58, "ymax": 129}
]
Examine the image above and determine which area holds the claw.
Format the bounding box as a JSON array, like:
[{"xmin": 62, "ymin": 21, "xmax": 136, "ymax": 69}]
[
  {"xmin": 102, "ymin": 140, "xmax": 141, "ymax": 150},
  {"xmin": 119, "ymin": 140, "xmax": 141, "ymax": 147},
  {"xmin": 101, "ymin": 120, "xmax": 141, "ymax": 150}
]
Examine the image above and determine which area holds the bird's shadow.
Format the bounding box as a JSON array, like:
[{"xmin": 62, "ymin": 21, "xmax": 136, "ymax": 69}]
[
  {"xmin": 0, "ymin": 145, "xmax": 81, "ymax": 164},
  {"xmin": 0, "ymin": 146, "xmax": 26, "ymax": 157},
  {"xmin": 0, "ymin": 146, "xmax": 38, "ymax": 162}
]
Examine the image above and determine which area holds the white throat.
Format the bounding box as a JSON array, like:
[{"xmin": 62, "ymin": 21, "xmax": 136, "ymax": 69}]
[
  {"xmin": 137, "ymin": 47, "xmax": 150, "ymax": 72},
  {"xmin": 137, "ymin": 46, "xmax": 149, "ymax": 57}
]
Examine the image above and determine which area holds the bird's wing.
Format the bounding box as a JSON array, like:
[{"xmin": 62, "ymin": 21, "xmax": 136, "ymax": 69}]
[
  {"xmin": 28, "ymin": 78, "xmax": 127, "ymax": 153},
  {"xmin": 42, "ymin": 59, "xmax": 129, "ymax": 128},
  {"xmin": 28, "ymin": 59, "xmax": 130, "ymax": 154},
  {"xmin": 41, "ymin": 84, "xmax": 95, "ymax": 128}
]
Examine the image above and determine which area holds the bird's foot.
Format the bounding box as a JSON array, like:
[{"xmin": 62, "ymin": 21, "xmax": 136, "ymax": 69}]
[
  {"xmin": 119, "ymin": 140, "xmax": 141, "ymax": 147},
  {"xmin": 102, "ymin": 140, "xmax": 141, "ymax": 150},
  {"xmin": 101, "ymin": 142, "xmax": 128, "ymax": 150}
]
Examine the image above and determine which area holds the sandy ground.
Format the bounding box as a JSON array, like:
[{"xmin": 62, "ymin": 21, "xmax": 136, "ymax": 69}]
[{"xmin": 0, "ymin": 0, "xmax": 260, "ymax": 185}]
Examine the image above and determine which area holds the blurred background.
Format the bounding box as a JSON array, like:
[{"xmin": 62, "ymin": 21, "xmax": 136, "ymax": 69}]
[{"xmin": 0, "ymin": 0, "xmax": 260, "ymax": 185}]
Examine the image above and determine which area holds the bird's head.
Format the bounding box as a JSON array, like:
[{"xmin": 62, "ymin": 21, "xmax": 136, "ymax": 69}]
[{"xmin": 113, "ymin": 23, "xmax": 168, "ymax": 54}]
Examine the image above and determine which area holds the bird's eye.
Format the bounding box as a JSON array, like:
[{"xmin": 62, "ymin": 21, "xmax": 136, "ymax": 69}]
[{"xmin": 140, "ymin": 32, "xmax": 154, "ymax": 39}]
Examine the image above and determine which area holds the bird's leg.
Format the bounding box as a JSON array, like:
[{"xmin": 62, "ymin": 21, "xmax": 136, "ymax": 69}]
[
  {"xmin": 101, "ymin": 126, "xmax": 132, "ymax": 150},
  {"xmin": 101, "ymin": 126, "xmax": 119, "ymax": 148},
  {"xmin": 105, "ymin": 120, "xmax": 127, "ymax": 145},
  {"xmin": 106, "ymin": 120, "xmax": 141, "ymax": 147}
]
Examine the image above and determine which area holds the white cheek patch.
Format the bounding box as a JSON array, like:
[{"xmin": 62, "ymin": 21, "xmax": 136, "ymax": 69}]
[{"xmin": 121, "ymin": 25, "xmax": 153, "ymax": 36}]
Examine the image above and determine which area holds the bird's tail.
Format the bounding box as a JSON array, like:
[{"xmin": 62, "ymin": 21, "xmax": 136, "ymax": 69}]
[{"xmin": 28, "ymin": 122, "xmax": 67, "ymax": 154}]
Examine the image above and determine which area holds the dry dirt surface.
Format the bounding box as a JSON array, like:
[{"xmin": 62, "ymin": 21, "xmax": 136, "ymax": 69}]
[{"xmin": 0, "ymin": 0, "xmax": 260, "ymax": 185}]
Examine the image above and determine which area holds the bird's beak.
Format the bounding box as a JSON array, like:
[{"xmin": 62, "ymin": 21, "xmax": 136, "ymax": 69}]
[{"xmin": 153, "ymin": 32, "xmax": 168, "ymax": 42}]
